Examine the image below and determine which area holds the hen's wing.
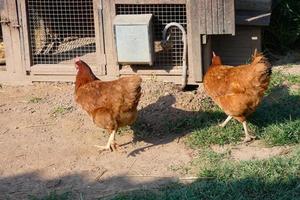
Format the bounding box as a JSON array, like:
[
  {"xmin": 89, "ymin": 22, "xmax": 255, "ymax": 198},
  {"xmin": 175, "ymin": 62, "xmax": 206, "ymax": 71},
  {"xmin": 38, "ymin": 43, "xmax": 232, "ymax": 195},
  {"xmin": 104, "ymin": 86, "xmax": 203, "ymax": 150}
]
[
  {"xmin": 118, "ymin": 75, "xmax": 142, "ymax": 112},
  {"xmin": 75, "ymin": 80, "xmax": 122, "ymax": 115}
]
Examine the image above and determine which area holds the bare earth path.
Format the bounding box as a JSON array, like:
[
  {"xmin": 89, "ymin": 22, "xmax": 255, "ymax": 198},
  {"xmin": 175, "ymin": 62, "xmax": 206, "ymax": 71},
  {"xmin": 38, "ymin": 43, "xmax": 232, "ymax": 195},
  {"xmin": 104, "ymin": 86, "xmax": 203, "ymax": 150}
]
[
  {"xmin": 0, "ymin": 81, "xmax": 198, "ymax": 199},
  {"xmin": 0, "ymin": 66, "xmax": 298, "ymax": 199}
]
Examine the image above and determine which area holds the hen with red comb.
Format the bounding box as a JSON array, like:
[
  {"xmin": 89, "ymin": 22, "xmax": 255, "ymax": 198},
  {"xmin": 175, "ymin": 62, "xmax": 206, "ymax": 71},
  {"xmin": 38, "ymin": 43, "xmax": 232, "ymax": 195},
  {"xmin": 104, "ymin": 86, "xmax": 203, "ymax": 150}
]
[{"xmin": 74, "ymin": 59, "xmax": 142, "ymax": 151}]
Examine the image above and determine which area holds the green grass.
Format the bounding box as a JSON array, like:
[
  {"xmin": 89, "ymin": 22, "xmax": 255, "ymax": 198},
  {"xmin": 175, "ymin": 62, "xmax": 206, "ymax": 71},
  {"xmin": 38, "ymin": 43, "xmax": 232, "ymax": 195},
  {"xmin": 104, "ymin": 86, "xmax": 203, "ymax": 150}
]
[
  {"xmin": 187, "ymin": 72, "xmax": 300, "ymax": 147},
  {"xmin": 29, "ymin": 191, "xmax": 72, "ymax": 200},
  {"xmin": 51, "ymin": 106, "xmax": 73, "ymax": 116},
  {"xmin": 28, "ymin": 97, "xmax": 43, "ymax": 103},
  {"xmin": 263, "ymin": 0, "xmax": 300, "ymax": 54},
  {"xmin": 111, "ymin": 147, "xmax": 300, "ymax": 200},
  {"xmin": 31, "ymin": 148, "xmax": 300, "ymax": 200}
]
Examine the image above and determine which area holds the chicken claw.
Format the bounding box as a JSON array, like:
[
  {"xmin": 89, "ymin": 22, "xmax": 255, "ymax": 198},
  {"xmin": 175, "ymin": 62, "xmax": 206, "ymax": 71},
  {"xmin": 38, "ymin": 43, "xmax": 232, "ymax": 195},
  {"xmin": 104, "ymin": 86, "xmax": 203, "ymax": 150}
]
[
  {"xmin": 94, "ymin": 131, "xmax": 116, "ymax": 151},
  {"xmin": 243, "ymin": 135, "xmax": 256, "ymax": 143},
  {"xmin": 94, "ymin": 145, "xmax": 111, "ymax": 151},
  {"xmin": 242, "ymin": 121, "xmax": 256, "ymax": 143},
  {"xmin": 111, "ymin": 142, "xmax": 120, "ymax": 151}
]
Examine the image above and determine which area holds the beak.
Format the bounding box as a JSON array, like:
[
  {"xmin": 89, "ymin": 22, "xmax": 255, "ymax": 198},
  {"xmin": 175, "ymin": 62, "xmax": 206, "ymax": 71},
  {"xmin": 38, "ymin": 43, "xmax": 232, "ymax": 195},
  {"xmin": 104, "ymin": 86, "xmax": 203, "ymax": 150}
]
[{"xmin": 212, "ymin": 51, "xmax": 216, "ymax": 57}]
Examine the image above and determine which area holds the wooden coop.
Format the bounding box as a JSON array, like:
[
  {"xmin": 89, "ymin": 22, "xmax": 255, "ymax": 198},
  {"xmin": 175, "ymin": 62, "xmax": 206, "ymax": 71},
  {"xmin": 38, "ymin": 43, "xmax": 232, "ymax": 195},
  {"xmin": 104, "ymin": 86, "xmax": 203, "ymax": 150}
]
[{"xmin": 0, "ymin": 0, "xmax": 271, "ymax": 85}]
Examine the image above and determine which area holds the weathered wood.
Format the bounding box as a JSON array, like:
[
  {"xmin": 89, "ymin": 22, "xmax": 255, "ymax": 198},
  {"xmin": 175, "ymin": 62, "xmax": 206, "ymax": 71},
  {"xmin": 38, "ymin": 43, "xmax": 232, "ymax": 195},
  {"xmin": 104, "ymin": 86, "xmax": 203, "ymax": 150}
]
[
  {"xmin": 199, "ymin": 0, "xmax": 234, "ymax": 35},
  {"xmin": 236, "ymin": 0, "xmax": 272, "ymax": 12},
  {"xmin": 212, "ymin": 0, "xmax": 218, "ymax": 34},
  {"xmin": 199, "ymin": 0, "xmax": 206, "ymax": 33},
  {"xmin": 29, "ymin": 74, "xmax": 197, "ymax": 85},
  {"xmin": 115, "ymin": 0, "xmax": 186, "ymax": 4},
  {"xmin": 205, "ymin": 0, "xmax": 213, "ymax": 34},
  {"xmin": 120, "ymin": 68, "xmax": 182, "ymax": 75},
  {"xmin": 1, "ymin": 0, "xmax": 26, "ymax": 79},
  {"xmin": 0, "ymin": 0, "xmax": 12, "ymax": 73},
  {"xmin": 212, "ymin": 26, "xmax": 261, "ymax": 65},
  {"xmin": 187, "ymin": 0, "xmax": 202, "ymax": 82},
  {"xmin": 224, "ymin": 0, "xmax": 235, "ymax": 35},
  {"xmin": 0, "ymin": 71, "xmax": 31, "ymax": 84},
  {"xmin": 217, "ymin": 0, "xmax": 224, "ymax": 34},
  {"xmin": 30, "ymin": 64, "xmax": 99, "ymax": 75},
  {"xmin": 29, "ymin": 74, "xmax": 115, "ymax": 82},
  {"xmin": 18, "ymin": 0, "xmax": 31, "ymax": 71},
  {"xmin": 103, "ymin": 0, "xmax": 119, "ymax": 76},
  {"xmin": 93, "ymin": 0, "xmax": 106, "ymax": 75},
  {"xmin": 202, "ymin": 35, "xmax": 212, "ymax": 73}
]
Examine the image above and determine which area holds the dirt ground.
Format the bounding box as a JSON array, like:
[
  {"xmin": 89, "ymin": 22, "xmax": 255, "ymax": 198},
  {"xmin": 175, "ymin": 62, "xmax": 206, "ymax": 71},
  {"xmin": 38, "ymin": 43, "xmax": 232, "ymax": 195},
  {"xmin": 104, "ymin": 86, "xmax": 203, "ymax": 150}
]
[{"xmin": 0, "ymin": 73, "xmax": 297, "ymax": 199}]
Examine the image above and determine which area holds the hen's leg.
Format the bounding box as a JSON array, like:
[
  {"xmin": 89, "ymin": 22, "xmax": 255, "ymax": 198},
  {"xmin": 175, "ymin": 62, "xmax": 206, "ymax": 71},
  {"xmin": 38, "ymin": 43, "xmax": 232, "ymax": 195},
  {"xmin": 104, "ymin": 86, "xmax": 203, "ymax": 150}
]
[
  {"xmin": 95, "ymin": 130, "xmax": 116, "ymax": 151},
  {"xmin": 242, "ymin": 121, "xmax": 256, "ymax": 142},
  {"xmin": 219, "ymin": 116, "xmax": 232, "ymax": 127}
]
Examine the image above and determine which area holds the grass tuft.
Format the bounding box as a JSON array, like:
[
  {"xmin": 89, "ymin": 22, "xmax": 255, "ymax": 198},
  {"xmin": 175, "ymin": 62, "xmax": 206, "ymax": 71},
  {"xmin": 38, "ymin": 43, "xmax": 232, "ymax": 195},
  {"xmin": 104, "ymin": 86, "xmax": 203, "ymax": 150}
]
[
  {"xmin": 28, "ymin": 97, "xmax": 43, "ymax": 103},
  {"xmin": 51, "ymin": 106, "xmax": 73, "ymax": 116},
  {"xmin": 29, "ymin": 191, "xmax": 72, "ymax": 200},
  {"xmin": 111, "ymin": 148, "xmax": 300, "ymax": 200}
]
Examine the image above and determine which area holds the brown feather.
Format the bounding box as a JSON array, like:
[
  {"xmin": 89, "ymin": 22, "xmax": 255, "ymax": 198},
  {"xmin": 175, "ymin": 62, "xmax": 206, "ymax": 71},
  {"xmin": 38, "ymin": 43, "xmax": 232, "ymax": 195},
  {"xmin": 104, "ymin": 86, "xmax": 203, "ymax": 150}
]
[
  {"xmin": 75, "ymin": 60, "xmax": 142, "ymax": 133},
  {"xmin": 204, "ymin": 51, "xmax": 271, "ymax": 122}
]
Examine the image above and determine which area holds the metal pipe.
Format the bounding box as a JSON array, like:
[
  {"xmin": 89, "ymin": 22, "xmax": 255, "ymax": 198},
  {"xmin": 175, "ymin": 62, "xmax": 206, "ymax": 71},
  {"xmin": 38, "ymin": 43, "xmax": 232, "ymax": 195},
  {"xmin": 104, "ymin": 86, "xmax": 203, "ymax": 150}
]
[{"xmin": 162, "ymin": 22, "xmax": 187, "ymax": 89}]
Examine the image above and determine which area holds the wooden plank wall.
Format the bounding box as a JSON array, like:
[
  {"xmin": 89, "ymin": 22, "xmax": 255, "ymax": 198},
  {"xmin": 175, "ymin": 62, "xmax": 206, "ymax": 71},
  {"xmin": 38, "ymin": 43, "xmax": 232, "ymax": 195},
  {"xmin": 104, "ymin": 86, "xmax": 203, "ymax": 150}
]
[
  {"xmin": 199, "ymin": 0, "xmax": 235, "ymax": 35},
  {"xmin": 187, "ymin": 0, "xmax": 202, "ymax": 82},
  {"xmin": 235, "ymin": 0, "xmax": 272, "ymax": 12},
  {"xmin": 212, "ymin": 26, "xmax": 262, "ymax": 66}
]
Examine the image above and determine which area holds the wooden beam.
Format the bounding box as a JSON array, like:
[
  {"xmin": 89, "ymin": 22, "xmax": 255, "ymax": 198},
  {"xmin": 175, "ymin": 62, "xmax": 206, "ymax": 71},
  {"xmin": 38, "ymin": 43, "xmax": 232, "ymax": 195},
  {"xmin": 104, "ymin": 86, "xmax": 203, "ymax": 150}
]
[
  {"xmin": 29, "ymin": 74, "xmax": 197, "ymax": 85},
  {"xmin": 30, "ymin": 64, "xmax": 101, "ymax": 75},
  {"xmin": 93, "ymin": 0, "xmax": 106, "ymax": 75},
  {"xmin": 212, "ymin": 0, "xmax": 218, "ymax": 34},
  {"xmin": 236, "ymin": 0, "xmax": 272, "ymax": 12},
  {"xmin": 205, "ymin": 0, "xmax": 213, "ymax": 35},
  {"xmin": 187, "ymin": 0, "xmax": 202, "ymax": 82},
  {"xmin": 224, "ymin": 0, "xmax": 235, "ymax": 35},
  {"xmin": 2, "ymin": 0, "xmax": 27, "ymax": 80},
  {"xmin": 114, "ymin": 0, "xmax": 186, "ymax": 4},
  {"xmin": 218, "ymin": 0, "xmax": 225, "ymax": 34},
  {"xmin": 103, "ymin": 0, "xmax": 119, "ymax": 76},
  {"xmin": 18, "ymin": 0, "xmax": 31, "ymax": 71},
  {"xmin": 199, "ymin": 0, "xmax": 206, "ymax": 33},
  {"xmin": 119, "ymin": 68, "xmax": 183, "ymax": 75}
]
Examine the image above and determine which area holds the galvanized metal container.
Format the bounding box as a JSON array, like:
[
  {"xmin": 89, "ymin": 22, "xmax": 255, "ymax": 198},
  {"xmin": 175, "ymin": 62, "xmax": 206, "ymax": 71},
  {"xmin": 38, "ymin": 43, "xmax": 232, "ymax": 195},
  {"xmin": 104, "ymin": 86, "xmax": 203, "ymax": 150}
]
[{"xmin": 114, "ymin": 14, "xmax": 153, "ymax": 65}]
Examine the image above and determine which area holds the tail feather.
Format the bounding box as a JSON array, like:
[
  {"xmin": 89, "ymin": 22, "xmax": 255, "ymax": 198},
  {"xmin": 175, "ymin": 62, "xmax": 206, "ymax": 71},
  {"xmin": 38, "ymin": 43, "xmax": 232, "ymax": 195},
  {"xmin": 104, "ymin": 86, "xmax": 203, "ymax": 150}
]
[
  {"xmin": 121, "ymin": 75, "xmax": 142, "ymax": 111},
  {"xmin": 252, "ymin": 51, "xmax": 272, "ymax": 75},
  {"xmin": 250, "ymin": 51, "xmax": 272, "ymax": 92}
]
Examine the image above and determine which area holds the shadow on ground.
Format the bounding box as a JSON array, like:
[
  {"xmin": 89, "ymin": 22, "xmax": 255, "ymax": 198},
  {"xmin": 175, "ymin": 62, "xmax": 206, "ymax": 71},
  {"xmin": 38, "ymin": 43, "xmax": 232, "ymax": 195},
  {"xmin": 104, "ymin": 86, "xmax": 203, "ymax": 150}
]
[
  {"xmin": 128, "ymin": 85, "xmax": 300, "ymax": 155},
  {"xmin": 0, "ymin": 171, "xmax": 299, "ymax": 200},
  {"xmin": 128, "ymin": 94, "xmax": 225, "ymax": 156},
  {"xmin": 250, "ymin": 85, "xmax": 300, "ymax": 128}
]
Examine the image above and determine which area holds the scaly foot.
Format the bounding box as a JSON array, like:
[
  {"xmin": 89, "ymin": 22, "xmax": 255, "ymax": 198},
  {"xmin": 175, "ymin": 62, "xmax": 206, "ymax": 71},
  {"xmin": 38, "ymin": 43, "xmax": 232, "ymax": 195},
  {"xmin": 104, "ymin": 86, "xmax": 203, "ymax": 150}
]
[
  {"xmin": 243, "ymin": 135, "xmax": 256, "ymax": 143},
  {"xmin": 219, "ymin": 116, "xmax": 233, "ymax": 128},
  {"xmin": 94, "ymin": 145, "xmax": 112, "ymax": 151}
]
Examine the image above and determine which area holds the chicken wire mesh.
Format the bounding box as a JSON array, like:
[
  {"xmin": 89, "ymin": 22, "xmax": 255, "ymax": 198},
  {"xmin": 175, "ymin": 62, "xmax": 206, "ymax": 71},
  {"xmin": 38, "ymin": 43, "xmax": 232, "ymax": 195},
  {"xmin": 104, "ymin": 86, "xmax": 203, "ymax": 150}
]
[
  {"xmin": 115, "ymin": 4, "xmax": 187, "ymax": 68},
  {"xmin": 27, "ymin": 0, "xmax": 96, "ymax": 65}
]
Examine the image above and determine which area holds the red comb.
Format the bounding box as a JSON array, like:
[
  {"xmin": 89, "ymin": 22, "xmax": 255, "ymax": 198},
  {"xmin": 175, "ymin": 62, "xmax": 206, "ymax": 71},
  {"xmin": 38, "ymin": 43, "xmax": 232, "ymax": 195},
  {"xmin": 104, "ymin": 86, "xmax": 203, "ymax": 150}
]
[{"xmin": 75, "ymin": 56, "xmax": 81, "ymax": 63}]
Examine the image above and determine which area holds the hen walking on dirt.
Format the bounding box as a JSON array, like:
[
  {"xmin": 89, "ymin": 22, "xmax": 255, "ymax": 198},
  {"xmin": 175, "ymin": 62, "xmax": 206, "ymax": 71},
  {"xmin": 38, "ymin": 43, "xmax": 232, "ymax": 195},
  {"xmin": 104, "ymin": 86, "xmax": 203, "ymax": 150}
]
[
  {"xmin": 204, "ymin": 50, "xmax": 272, "ymax": 142},
  {"xmin": 74, "ymin": 58, "xmax": 142, "ymax": 151}
]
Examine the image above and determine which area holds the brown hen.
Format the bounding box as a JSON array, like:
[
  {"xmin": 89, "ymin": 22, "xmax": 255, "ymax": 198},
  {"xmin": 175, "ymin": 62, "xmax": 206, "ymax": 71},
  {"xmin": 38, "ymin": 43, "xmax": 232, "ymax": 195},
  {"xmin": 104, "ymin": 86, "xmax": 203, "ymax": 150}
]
[
  {"xmin": 74, "ymin": 58, "xmax": 142, "ymax": 151},
  {"xmin": 204, "ymin": 50, "xmax": 271, "ymax": 142}
]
